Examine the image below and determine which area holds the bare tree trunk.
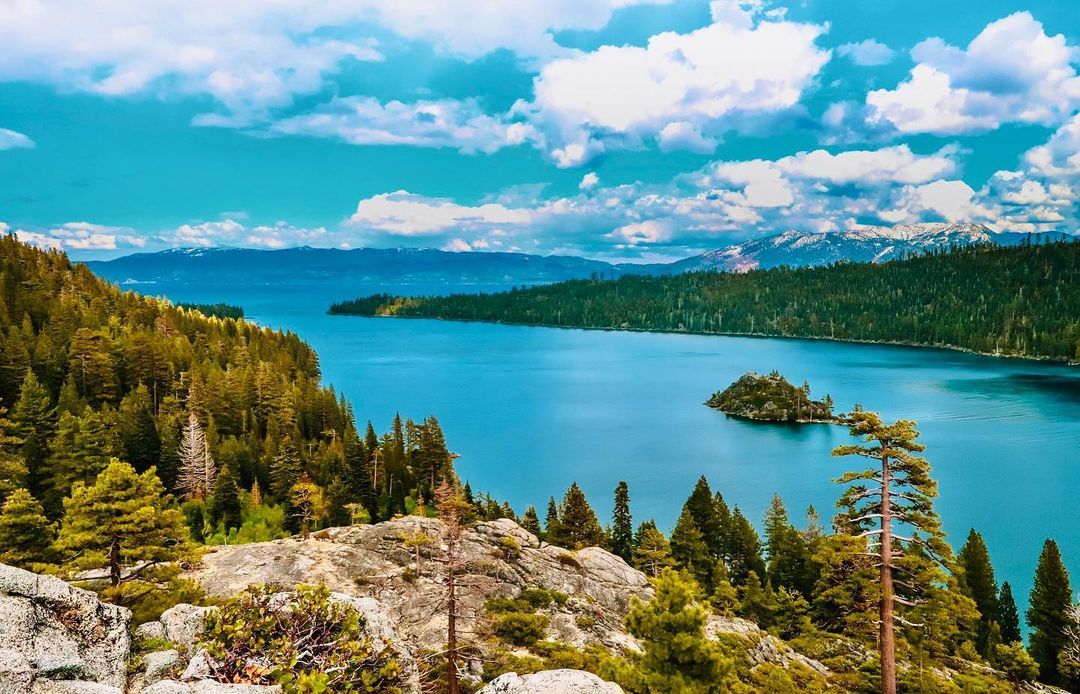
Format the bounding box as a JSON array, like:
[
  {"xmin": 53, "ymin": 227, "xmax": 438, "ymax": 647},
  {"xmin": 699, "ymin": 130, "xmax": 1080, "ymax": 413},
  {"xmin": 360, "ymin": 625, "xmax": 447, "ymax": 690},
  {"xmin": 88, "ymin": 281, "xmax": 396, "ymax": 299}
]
[
  {"xmin": 109, "ymin": 536, "xmax": 121, "ymax": 587},
  {"xmin": 446, "ymin": 539, "xmax": 459, "ymax": 694},
  {"xmin": 880, "ymin": 452, "xmax": 896, "ymax": 694}
]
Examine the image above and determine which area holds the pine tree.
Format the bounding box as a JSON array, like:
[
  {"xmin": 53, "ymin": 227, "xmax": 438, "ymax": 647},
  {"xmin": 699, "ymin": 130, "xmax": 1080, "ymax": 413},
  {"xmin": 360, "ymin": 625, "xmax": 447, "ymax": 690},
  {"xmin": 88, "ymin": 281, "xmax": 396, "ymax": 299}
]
[
  {"xmin": 55, "ymin": 459, "xmax": 194, "ymax": 611},
  {"xmin": 543, "ymin": 496, "xmax": 560, "ymax": 544},
  {"xmin": 1027, "ymin": 538, "xmax": 1073, "ymax": 684},
  {"xmin": 764, "ymin": 494, "xmax": 809, "ymax": 595},
  {"xmin": 622, "ymin": 569, "xmax": 733, "ymax": 692},
  {"xmin": 521, "ymin": 505, "xmax": 542, "ymax": 538},
  {"xmin": 270, "ymin": 435, "xmax": 302, "ymax": 500},
  {"xmin": 12, "ymin": 370, "xmax": 54, "ymax": 497},
  {"xmin": 0, "ymin": 406, "xmax": 26, "ymax": 502},
  {"xmin": 632, "ymin": 521, "xmax": 674, "ymax": 577},
  {"xmin": 210, "ymin": 464, "xmax": 242, "ymax": 533},
  {"xmin": 738, "ymin": 570, "xmax": 778, "ymax": 627},
  {"xmin": 343, "ymin": 425, "xmax": 376, "ymax": 521},
  {"xmin": 178, "ymin": 412, "xmax": 215, "ymax": 499},
  {"xmin": 610, "ymin": 481, "xmax": 633, "ymax": 561},
  {"xmin": 249, "ymin": 479, "xmax": 263, "ymax": 508},
  {"xmin": 728, "ymin": 508, "xmax": 766, "ymax": 586},
  {"xmin": 0, "ymin": 488, "xmax": 55, "ymax": 569},
  {"xmin": 997, "ymin": 582, "xmax": 1022, "ymax": 645},
  {"xmin": 683, "ymin": 476, "xmax": 723, "ymax": 559},
  {"xmin": 958, "ymin": 528, "xmax": 1000, "ymax": 656},
  {"xmin": 553, "ymin": 482, "xmax": 606, "ymax": 550},
  {"xmin": 833, "ymin": 411, "xmax": 952, "ymax": 694},
  {"xmin": 670, "ymin": 507, "xmax": 713, "ymax": 590},
  {"xmin": 45, "ymin": 409, "xmax": 120, "ymax": 515},
  {"xmin": 118, "ymin": 384, "xmax": 160, "ymax": 473}
]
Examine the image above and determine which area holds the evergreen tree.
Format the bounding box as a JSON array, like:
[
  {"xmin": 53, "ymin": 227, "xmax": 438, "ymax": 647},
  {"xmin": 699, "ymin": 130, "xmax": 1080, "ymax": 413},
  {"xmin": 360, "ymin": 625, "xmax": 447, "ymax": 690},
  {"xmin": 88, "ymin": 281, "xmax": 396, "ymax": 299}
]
[
  {"xmin": 543, "ymin": 496, "xmax": 560, "ymax": 543},
  {"xmin": 0, "ymin": 406, "xmax": 26, "ymax": 502},
  {"xmin": 45, "ymin": 409, "xmax": 120, "ymax": 515},
  {"xmin": 764, "ymin": 494, "xmax": 809, "ymax": 596},
  {"xmin": 958, "ymin": 528, "xmax": 1000, "ymax": 656},
  {"xmin": 1027, "ymin": 539, "xmax": 1073, "ymax": 684},
  {"xmin": 738, "ymin": 570, "xmax": 778, "ymax": 627},
  {"xmin": 270, "ymin": 435, "xmax": 302, "ymax": 500},
  {"xmin": 553, "ymin": 482, "xmax": 606, "ymax": 550},
  {"xmin": 728, "ymin": 508, "xmax": 766, "ymax": 586},
  {"xmin": 620, "ymin": 569, "xmax": 733, "ymax": 692},
  {"xmin": 324, "ymin": 475, "xmax": 352, "ymax": 527},
  {"xmin": 632, "ymin": 521, "xmax": 674, "ymax": 577},
  {"xmin": 118, "ymin": 385, "xmax": 160, "ymax": 473},
  {"xmin": 12, "ymin": 370, "xmax": 54, "ymax": 496},
  {"xmin": 0, "ymin": 488, "xmax": 55, "ymax": 569},
  {"xmin": 670, "ymin": 507, "xmax": 714, "ymax": 590},
  {"xmin": 289, "ymin": 473, "xmax": 327, "ymax": 539},
  {"xmin": 520, "ymin": 505, "xmax": 542, "ymax": 538},
  {"xmin": 343, "ymin": 425, "xmax": 376, "ymax": 521},
  {"xmin": 833, "ymin": 411, "xmax": 956, "ymax": 694},
  {"xmin": 683, "ymin": 476, "xmax": 723, "ymax": 559},
  {"xmin": 55, "ymin": 459, "xmax": 194, "ymax": 612},
  {"xmin": 997, "ymin": 582, "xmax": 1022, "ymax": 645},
  {"xmin": 610, "ymin": 481, "xmax": 633, "ymax": 562},
  {"xmin": 210, "ymin": 464, "xmax": 242, "ymax": 533}
]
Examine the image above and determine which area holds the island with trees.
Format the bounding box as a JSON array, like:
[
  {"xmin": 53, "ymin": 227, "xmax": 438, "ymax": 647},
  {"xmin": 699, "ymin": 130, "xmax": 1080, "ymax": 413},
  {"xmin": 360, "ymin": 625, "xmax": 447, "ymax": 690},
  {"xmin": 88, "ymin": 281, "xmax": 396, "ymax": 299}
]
[{"xmin": 706, "ymin": 371, "xmax": 840, "ymax": 423}]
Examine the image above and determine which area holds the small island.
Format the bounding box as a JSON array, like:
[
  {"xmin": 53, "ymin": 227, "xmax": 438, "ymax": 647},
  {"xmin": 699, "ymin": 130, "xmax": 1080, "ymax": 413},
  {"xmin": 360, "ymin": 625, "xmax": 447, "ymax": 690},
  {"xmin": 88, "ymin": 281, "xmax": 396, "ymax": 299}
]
[{"xmin": 706, "ymin": 371, "xmax": 843, "ymax": 423}]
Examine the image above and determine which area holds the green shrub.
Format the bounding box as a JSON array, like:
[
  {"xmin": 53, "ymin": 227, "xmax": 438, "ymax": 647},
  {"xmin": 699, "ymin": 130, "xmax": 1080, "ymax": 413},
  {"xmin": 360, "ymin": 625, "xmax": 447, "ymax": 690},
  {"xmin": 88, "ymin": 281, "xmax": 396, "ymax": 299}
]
[
  {"xmin": 492, "ymin": 612, "xmax": 549, "ymax": 647},
  {"xmin": 575, "ymin": 614, "xmax": 596, "ymax": 630},
  {"xmin": 518, "ymin": 588, "xmax": 568, "ymax": 609},
  {"xmin": 200, "ymin": 584, "xmax": 403, "ymax": 693}
]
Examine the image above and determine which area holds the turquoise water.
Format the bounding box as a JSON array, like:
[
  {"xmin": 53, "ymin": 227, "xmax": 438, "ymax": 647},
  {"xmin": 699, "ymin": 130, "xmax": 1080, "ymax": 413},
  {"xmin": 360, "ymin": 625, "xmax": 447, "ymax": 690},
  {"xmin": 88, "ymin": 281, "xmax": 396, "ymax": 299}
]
[{"xmin": 132, "ymin": 281, "xmax": 1080, "ymax": 616}]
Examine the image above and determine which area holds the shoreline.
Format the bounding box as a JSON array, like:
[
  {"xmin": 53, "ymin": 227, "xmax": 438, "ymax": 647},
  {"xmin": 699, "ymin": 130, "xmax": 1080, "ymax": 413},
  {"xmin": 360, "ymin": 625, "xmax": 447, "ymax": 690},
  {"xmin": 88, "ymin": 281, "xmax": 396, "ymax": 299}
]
[{"xmin": 326, "ymin": 311, "xmax": 1079, "ymax": 367}]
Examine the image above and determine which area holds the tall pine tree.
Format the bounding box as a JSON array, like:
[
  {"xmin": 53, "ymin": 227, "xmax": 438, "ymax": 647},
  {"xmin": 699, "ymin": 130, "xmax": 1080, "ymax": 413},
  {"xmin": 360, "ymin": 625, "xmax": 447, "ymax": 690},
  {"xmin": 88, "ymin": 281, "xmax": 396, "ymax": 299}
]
[
  {"xmin": 1027, "ymin": 539, "xmax": 1073, "ymax": 684},
  {"xmin": 552, "ymin": 482, "xmax": 606, "ymax": 550},
  {"xmin": 997, "ymin": 582, "xmax": 1022, "ymax": 645},
  {"xmin": 958, "ymin": 528, "xmax": 1000, "ymax": 656},
  {"xmin": 610, "ymin": 481, "xmax": 633, "ymax": 561}
]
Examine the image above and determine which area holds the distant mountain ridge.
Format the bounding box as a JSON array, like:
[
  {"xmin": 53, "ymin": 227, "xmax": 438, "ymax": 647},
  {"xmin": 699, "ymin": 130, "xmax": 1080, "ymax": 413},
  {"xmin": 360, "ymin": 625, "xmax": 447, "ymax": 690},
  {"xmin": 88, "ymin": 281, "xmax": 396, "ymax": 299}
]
[
  {"xmin": 669, "ymin": 223, "xmax": 1073, "ymax": 273},
  {"xmin": 85, "ymin": 223, "xmax": 1073, "ymax": 285}
]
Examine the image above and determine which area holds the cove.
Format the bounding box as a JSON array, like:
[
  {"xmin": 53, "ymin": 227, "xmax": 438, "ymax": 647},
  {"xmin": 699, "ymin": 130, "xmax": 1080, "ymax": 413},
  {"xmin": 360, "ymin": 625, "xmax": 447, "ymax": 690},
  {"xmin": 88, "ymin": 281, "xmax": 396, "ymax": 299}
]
[{"xmin": 126, "ymin": 280, "xmax": 1080, "ymax": 625}]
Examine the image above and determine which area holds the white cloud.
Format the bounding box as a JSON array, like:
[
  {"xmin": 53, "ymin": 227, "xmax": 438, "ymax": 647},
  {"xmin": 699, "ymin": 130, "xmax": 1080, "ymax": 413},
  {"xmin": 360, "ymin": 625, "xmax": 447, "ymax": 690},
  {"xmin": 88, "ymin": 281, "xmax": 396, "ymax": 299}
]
[
  {"xmin": 837, "ymin": 39, "xmax": 896, "ymax": 66},
  {"xmin": 0, "ymin": 128, "xmax": 34, "ymax": 150},
  {"xmin": 10, "ymin": 222, "xmax": 145, "ymax": 252},
  {"xmin": 866, "ymin": 12, "xmax": 1080, "ymax": 135},
  {"xmin": 271, "ymin": 97, "xmax": 536, "ymax": 153},
  {"xmin": 579, "ymin": 172, "xmax": 600, "ymax": 191},
  {"xmin": 607, "ymin": 219, "xmax": 674, "ymax": 245},
  {"xmin": 1025, "ymin": 113, "xmax": 1080, "ymax": 177},
  {"xmin": 881, "ymin": 180, "xmax": 993, "ymax": 223},
  {"xmin": 346, "ymin": 190, "xmax": 535, "ymax": 235},
  {"xmin": 170, "ymin": 219, "xmax": 328, "ymax": 248},
  {"xmin": 0, "ymin": 0, "xmax": 668, "ymax": 124},
  {"xmin": 519, "ymin": 11, "xmax": 830, "ymax": 165},
  {"xmin": 774, "ymin": 144, "xmax": 958, "ymax": 185}
]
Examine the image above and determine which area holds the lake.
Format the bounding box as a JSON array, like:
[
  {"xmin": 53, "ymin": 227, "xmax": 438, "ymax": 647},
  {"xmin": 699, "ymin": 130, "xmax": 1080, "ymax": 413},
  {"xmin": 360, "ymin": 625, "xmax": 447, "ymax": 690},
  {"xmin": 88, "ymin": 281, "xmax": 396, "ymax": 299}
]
[{"xmin": 132, "ymin": 280, "xmax": 1080, "ymax": 615}]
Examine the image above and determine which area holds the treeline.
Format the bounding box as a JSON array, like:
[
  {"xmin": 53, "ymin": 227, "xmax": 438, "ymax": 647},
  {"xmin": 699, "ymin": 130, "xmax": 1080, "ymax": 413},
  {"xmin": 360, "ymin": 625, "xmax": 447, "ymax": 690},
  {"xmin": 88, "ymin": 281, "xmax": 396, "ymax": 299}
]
[
  {"xmin": 0, "ymin": 236, "xmax": 460, "ymax": 616},
  {"xmin": 331, "ymin": 241, "xmax": 1080, "ymax": 362},
  {"xmin": 490, "ymin": 461, "xmax": 1077, "ymax": 691},
  {"xmin": 177, "ymin": 302, "xmax": 244, "ymax": 319}
]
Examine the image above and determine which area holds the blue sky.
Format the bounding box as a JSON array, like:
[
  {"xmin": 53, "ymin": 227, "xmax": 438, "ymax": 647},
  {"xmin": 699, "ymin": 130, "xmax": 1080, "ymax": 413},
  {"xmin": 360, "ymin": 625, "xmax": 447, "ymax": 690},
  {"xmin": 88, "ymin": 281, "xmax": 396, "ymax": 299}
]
[{"xmin": 1, "ymin": 0, "xmax": 1078, "ymax": 260}]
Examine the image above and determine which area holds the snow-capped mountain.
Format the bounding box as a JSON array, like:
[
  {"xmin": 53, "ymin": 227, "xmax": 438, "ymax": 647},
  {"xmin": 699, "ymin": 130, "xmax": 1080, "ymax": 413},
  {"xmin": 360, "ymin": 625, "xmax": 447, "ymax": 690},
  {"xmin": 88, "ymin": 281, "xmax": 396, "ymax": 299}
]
[{"xmin": 668, "ymin": 223, "xmax": 1072, "ymax": 273}]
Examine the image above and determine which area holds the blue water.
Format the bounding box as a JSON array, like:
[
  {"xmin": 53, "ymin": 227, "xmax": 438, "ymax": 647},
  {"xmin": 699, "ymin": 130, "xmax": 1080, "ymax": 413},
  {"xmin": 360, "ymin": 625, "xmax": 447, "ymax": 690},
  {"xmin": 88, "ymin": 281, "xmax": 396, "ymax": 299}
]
[{"xmin": 132, "ymin": 280, "xmax": 1080, "ymax": 616}]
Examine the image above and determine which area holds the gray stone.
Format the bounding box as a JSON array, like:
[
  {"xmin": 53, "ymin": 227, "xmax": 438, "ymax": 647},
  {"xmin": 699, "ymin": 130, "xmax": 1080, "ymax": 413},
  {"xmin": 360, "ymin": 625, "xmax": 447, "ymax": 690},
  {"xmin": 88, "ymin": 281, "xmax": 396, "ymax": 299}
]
[
  {"xmin": 0, "ymin": 648, "xmax": 33, "ymax": 689},
  {"xmin": 134, "ymin": 621, "xmax": 166, "ymax": 643},
  {"xmin": 29, "ymin": 681, "xmax": 122, "ymax": 694},
  {"xmin": 143, "ymin": 649, "xmax": 181, "ymax": 685},
  {"xmin": 179, "ymin": 650, "xmax": 215, "ymax": 682},
  {"xmin": 479, "ymin": 669, "xmax": 624, "ymax": 693},
  {"xmin": 159, "ymin": 605, "xmax": 214, "ymax": 653},
  {"xmin": 0, "ymin": 563, "xmax": 130, "ymax": 688}
]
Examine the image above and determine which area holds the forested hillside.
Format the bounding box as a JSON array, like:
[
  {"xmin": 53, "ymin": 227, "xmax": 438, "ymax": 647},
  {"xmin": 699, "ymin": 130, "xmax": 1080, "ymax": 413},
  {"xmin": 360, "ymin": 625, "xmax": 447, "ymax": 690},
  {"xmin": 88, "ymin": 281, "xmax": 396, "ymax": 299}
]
[
  {"xmin": 0, "ymin": 236, "xmax": 462, "ymax": 616},
  {"xmin": 332, "ymin": 241, "xmax": 1080, "ymax": 362}
]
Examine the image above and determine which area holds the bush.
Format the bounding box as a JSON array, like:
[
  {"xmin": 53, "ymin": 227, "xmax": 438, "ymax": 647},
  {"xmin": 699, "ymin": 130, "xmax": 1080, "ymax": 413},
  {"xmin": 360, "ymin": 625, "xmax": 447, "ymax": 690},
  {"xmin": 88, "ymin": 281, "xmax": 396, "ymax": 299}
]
[
  {"xmin": 200, "ymin": 584, "xmax": 403, "ymax": 693},
  {"xmin": 519, "ymin": 588, "xmax": 568, "ymax": 609},
  {"xmin": 491, "ymin": 612, "xmax": 550, "ymax": 647}
]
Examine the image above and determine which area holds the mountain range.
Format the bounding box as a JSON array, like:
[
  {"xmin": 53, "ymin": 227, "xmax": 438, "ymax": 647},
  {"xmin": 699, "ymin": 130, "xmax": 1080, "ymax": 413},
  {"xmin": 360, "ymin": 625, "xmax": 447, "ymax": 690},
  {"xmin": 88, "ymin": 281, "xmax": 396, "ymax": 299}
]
[{"xmin": 85, "ymin": 223, "xmax": 1073, "ymax": 286}]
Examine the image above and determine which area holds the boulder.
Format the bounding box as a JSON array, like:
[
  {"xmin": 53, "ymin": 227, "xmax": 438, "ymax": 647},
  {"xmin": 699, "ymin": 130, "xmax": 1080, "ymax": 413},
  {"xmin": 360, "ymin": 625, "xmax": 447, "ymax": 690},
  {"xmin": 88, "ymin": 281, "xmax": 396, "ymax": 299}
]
[
  {"xmin": 187, "ymin": 517, "xmax": 652, "ymax": 660},
  {"xmin": 0, "ymin": 563, "xmax": 130, "ymax": 689},
  {"xmin": 478, "ymin": 669, "xmax": 624, "ymax": 693},
  {"xmin": 142, "ymin": 650, "xmax": 181, "ymax": 685},
  {"xmin": 158, "ymin": 605, "xmax": 215, "ymax": 653},
  {"xmin": 29, "ymin": 682, "xmax": 122, "ymax": 693},
  {"xmin": 0, "ymin": 648, "xmax": 33, "ymax": 689}
]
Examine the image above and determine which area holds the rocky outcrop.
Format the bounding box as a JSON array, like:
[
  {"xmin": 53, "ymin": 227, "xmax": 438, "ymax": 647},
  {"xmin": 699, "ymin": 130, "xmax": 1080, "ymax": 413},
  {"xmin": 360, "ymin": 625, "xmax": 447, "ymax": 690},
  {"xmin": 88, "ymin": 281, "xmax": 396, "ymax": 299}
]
[
  {"xmin": 705, "ymin": 615, "xmax": 828, "ymax": 675},
  {"xmin": 478, "ymin": 669, "xmax": 624, "ymax": 693},
  {"xmin": 187, "ymin": 517, "xmax": 651, "ymax": 657},
  {"xmin": 0, "ymin": 563, "xmax": 130, "ymax": 691}
]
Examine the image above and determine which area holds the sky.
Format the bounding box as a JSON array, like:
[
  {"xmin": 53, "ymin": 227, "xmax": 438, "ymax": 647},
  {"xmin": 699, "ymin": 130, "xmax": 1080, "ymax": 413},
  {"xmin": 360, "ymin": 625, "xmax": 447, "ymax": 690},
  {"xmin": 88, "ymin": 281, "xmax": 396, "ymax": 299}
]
[{"xmin": 1, "ymin": 0, "xmax": 1078, "ymax": 261}]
